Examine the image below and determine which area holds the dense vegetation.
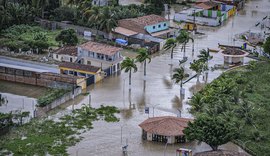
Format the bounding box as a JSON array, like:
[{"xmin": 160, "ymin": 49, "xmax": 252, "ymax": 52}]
[
  {"xmin": 0, "ymin": 105, "xmax": 120, "ymax": 155},
  {"xmin": 37, "ymin": 88, "xmax": 70, "ymax": 107},
  {"xmin": 187, "ymin": 61, "xmax": 270, "ymax": 155},
  {"xmin": 0, "ymin": 25, "xmax": 59, "ymax": 52},
  {"xmin": 263, "ymin": 36, "xmax": 270, "ymax": 55}
]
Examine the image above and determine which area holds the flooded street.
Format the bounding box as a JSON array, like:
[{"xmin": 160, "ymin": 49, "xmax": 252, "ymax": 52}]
[
  {"xmin": 0, "ymin": 80, "xmax": 46, "ymax": 117},
  {"xmin": 66, "ymin": 0, "xmax": 270, "ymax": 155},
  {"xmin": 0, "ymin": 0, "xmax": 268, "ymax": 155}
]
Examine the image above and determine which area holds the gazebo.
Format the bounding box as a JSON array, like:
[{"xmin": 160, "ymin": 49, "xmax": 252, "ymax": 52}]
[
  {"xmin": 221, "ymin": 48, "xmax": 249, "ymax": 64},
  {"xmin": 139, "ymin": 116, "xmax": 192, "ymax": 144}
]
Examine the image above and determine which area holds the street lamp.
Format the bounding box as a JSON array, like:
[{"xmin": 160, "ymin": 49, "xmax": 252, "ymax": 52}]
[{"xmin": 152, "ymin": 104, "xmax": 160, "ymax": 117}]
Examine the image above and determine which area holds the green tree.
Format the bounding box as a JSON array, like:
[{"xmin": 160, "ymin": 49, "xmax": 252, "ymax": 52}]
[
  {"xmin": 121, "ymin": 57, "xmax": 138, "ymax": 90},
  {"xmin": 190, "ymin": 59, "xmax": 204, "ymax": 82},
  {"xmin": 99, "ymin": 7, "xmax": 117, "ymax": 39},
  {"xmin": 176, "ymin": 30, "xmax": 194, "ymax": 58},
  {"xmin": 164, "ymin": 38, "xmax": 177, "ymax": 59},
  {"xmin": 172, "ymin": 67, "xmax": 188, "ymax": 95},
  {"xmin": 198, "ymin": 49, "xmax": 213, "ymax": 64},
  {"xmin": 84, "ymin": 6, "xmax": 102, "ymax": 35},
  {"xmin": 55, "ymin": 29, "xmax": 78, "ymax": 46},
  {"xmin": 263, "ymin": 36, "xmax": 270, "ymax": 54},
  {"xmin": 183, "ymin": 115, "xmax": 238, "ymax": 151},
  {"xmin": 32, "ymin": 0, "xmax": 49, "ymax": 19},
  {"xmin": 136, "ymin": 48, "xmax": 151, "ymax": 77}
]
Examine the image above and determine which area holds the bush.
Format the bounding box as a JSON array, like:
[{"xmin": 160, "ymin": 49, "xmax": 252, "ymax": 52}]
[{"xmin": 37, "ymin": 89, "xmax": 70, "ymax": 107}]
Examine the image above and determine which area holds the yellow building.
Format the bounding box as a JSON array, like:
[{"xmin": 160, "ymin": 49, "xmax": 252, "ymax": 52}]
[
  {"xmin": 181, "ymin": 22, "xmax": 197, "ymax": 31},
  {"xmin": 59, "ymin": 62, "xmax": 103, "ymax": 87}
]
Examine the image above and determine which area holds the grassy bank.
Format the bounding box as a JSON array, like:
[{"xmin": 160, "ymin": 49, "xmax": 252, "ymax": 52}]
[
  {"xmin": 189, "ymin": 61, "xmax": 270, "ymax": 155},
  {"xmin": 0, "ymin": 105, "xmax": 119, "ymax": 155}
]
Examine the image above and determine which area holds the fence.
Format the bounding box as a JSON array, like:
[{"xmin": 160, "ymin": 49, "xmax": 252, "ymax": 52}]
[
  {"xmin": 35, "ymin": 86, "xmax": 82, "ymax": 117},
  {"xmin": 37, "ymin": 19, "xmax": 109, "ymax": 39}
]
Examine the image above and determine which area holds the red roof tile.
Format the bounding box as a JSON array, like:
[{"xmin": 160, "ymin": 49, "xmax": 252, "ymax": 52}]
[
  {"xmin": 139, "ymin": 116, "xmax": 193, "ymax": 136},
  {"xmin": 195, "ymin": 1, "xmax": 219, "ymax": 10},
  {"xmin": 79, "ymin": 41, "xmax": 123, "ymax": 56},
  {"xmin": 55, "ymin": 46, "xmax": 77, "ymax": 56}
]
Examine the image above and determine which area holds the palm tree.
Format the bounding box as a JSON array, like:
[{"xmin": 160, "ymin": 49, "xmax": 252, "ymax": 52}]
[
  {"xmin": 84, "ymin": 6, "xmax": 102, "ymax": 36},
  {"xmin": 198, "ymin": 49, "xmax": 212, "ymax": 81},
  {"xmin": 176, "ymin": 30, "xmax": 194, "ymax": 58},
  {"xmin": 198, "ymin": 48, "xmax": 213, "ymax": 65},
  {"xmin": 99, "ymin": 7, "xmax": 117, "ymax": 40},
  {"xmin": 136, "ymin": 48, "xmax": 151, "ymax": 77},
  {"xmin": 164, "ymin": 38, "xmax": 177, "ymax": 59},
  {"xmin": 32, "ymin": 0, "xmax": 49, "ymax": 19},
  {"xmin": 190, "ymin": 59, "xmax": 204, "ymax": 82},
  {"xmin": 172, "ymin": 67, "xmax": 188, "ymax": 95},
  {"xmin": 121, "ymin": 57, "xmax": 138, "ymax": 90}
]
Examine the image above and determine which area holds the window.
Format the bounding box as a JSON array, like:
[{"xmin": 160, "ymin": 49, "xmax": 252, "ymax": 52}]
[
  {"xmin": 153, "ymin": 26, "xmax": 156, "ymax": 29},
  {"xmin": 164, "ymin": 23, "xmax": 167, "ymax": 26},
  {"xmin": 70, "ymin": 58, "xmax": 73, "ymax": 62},
  {"xmin": 87, "ymin": 61, "xmax": 91, "ymax": 65},
  {"xmin": 56, "ymin": 54, "xmax": 58, "ymax": 59},
  {"xmin": 158, "ymin": 24, "xmax": 161, "ymax": 28}
]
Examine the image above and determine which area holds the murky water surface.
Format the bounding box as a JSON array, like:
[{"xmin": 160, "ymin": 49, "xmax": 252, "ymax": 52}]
[
  {"xmin": 0, "ymin": 0, "xmax": 269, "ymax": 155},
  {"xmin": 66, "ymin": 0, "xmax": 269, "ymax": 155}
]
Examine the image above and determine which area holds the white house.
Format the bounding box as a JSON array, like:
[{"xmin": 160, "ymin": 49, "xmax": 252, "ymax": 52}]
[
  {"xmin": 77, "ymin": 41, "xmax": 123, "ymax": 76},
  {"xmin": 53, "ymin": 46, "xmax": 77, "ymax": 63}
]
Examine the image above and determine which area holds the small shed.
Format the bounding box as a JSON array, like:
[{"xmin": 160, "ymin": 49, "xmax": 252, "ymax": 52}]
[{"xmin": 139, "ymin": 116, "xmax": 192, "ymax": 144}]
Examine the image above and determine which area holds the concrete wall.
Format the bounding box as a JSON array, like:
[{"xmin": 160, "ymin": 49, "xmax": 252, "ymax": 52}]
[
  {"xmin": 145, "ymin": 21, "xmax": 170, "ymax": 34},
  {"xmin": 0, "ymin": 66, "xmax": 77, "ymax": 89},
  {"xmin": 36, "ymin": 86, "xmax": 82, "ymax": 117},
  {"xmin": 147, "ymin": 132, "xmax": 152, "ymax": 141},
  {"xmin": 53, "ymin": 54, "xmax": 77, "ymax": 63},
  {"xmin": 174, "ymin": 13, "xmax": 220, "ymax": 26}
]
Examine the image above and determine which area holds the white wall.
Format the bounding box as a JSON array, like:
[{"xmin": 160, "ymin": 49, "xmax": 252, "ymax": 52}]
[
  {"xmin": 175, "ymin": 13, "xmax": 220, "ymax": 26},
  {"xmin": 147, "ymin": 133, "xmax": 152, "ymax": 141}
]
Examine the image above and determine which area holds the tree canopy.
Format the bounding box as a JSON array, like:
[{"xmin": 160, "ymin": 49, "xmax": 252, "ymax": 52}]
[
  {"xmin": 184, "ymin": 115, "xmax": 239, "ymax": 151},
  {"xmin": 55, "ymin": 29, "xmax": 78, "ymax": 46},
  {"xmin": 263, "ymin": 36, "xmax": 270, "ymax": 54}
]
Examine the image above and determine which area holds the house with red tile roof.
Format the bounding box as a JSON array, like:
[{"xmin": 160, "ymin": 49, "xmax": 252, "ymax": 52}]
[
  {"xmin": 77, "ymin": 41, "xmax": 123, "ymax": 76},
  {"xmin": 139, "ymin": 116, "xmax": 193, "ymax": 144},
  {"xmin": 53, "ymin": 46, "xmax": 78, "ymax": 63}
]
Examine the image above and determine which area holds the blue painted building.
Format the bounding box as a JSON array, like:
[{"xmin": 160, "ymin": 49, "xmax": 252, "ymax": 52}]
[{"xmin": 118, "ymin": 14, "xmax": 173, "ymax": 38}]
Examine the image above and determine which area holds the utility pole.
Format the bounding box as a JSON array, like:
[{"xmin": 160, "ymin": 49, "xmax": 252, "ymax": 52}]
[{"xmin": 193, "ymin": 10, "xmax": 196, "ymax": 34}]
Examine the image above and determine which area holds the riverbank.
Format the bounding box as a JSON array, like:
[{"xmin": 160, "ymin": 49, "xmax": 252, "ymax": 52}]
[{"xmin": 189, "ymin": 61, "xmax": 270, "ymax": 155}]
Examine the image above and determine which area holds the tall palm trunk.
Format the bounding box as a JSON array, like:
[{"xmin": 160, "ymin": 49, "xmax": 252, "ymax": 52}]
[
  {"xmin": 129, "ymin": 70, "xmax": 131, "ymax": 90},
  {"xmin": 196, "ymin": 73, "xmax": 200, "ymax": 82},
  {"xmin": 171, "ymin": 47, "xmax": 174, "ymax": 59},
  {"xmin": 183, "ymin": 43, "xmax": 186, "ymax": 58},
  {"xmin": 180, "ymin": 80, "xmax": 183, "ymax": 95},
  {"xmin": 144, "ymin": 60, "xmax": 146, "ymax": 76}
]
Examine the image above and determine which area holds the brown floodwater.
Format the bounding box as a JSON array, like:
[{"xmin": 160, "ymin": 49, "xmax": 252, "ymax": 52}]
[
  {"xmin": 0, "ymin": 0, "xmax": 269, "ymax": 154},
  {"xmin": 64, "ymin": 0, "xmax": 270, "ymax": 155},
  {"xmin": 65, "ymin": 0, "xmax": 270, "ymax": 155}
]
